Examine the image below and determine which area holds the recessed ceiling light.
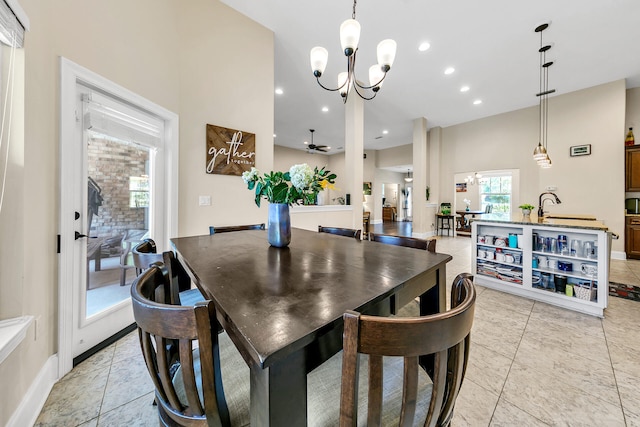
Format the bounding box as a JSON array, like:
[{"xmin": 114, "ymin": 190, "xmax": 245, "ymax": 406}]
[
  {"xmin": 322, "ymin": 106, "xmax": 329, "ymax": 112},
  {"xmin": 418, "ymin": 42, "xmax": 431, "ymax": 52},
  {"xmin": 382, "ymin": 130, "xmax": 389, "ymax": 134},
  {"xmin": 473, "ymin": 99, "xmax": 482, "ymax": 105},
  {"xmin": 273, "ymin": 134, "xmax": 276, "ymax": 138},
  {"xmin": 275, "ymin": 88, "xmax": 284, "ymax": 95},
  {"xmin": 444, "ymin": 67, "xmax": 455, "ymax": 75},
  {"xmin": 460, "ymin": 86, "xmax": 470, "ymax": 92},
  {"xmin": 303, "ymin": 140, "xmax": 309, "ymax": 145}
]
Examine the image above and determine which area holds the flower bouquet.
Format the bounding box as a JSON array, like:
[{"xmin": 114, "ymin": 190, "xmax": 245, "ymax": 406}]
[{"xmin": 242, "ymin": 164, "xmax": 336, "ymax": 207}]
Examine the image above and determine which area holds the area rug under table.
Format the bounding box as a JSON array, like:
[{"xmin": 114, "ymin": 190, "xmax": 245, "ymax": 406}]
[{"xmin": 609, "ymin": 282, "xmax": 640, "ymax": 301}]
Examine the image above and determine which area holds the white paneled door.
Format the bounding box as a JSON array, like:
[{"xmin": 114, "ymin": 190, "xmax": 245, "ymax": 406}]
[{"xmin": 58, "ymin": 58, "xmax": 179, "ymax": 376}]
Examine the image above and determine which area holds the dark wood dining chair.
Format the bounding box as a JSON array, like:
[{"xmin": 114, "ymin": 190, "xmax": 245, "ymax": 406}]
[
  {"xmin": 209, "ymin": 223, "xmax": 265, "ymax": 235},
  {"xmin": 339, "ymin": 273, "xmax": 476, "ymax": 426},
  {"xmin": 318, "ymin": 225, "xmax": 362, "ymax": 240},
  {"xmin": 369, "ymin": 233, "xmax": 436, "ymax": 253},
  {"xmin": 131, "ymin": 265, "xmax": 250, "ymax": 427},
  {"xmin": 132, "ymin": 238, "xmax": 163, "ymax": 276}
]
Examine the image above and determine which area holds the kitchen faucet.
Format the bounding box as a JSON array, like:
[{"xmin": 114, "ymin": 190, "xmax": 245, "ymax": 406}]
[{"xmin": 538, "ymin": 192, "xmax": 562, "ymax": 217}]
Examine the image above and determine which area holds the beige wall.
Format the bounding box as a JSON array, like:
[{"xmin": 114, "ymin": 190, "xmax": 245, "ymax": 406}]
[
  {"xmin": 626, "ymin": 87, "xmax": 640, "ymax": 131},
  {"xmin": 177, "ymin": 1, "xmax": 273, "ymax": 237},
  {"xmin": 439, "ymin": 80, "xmax": 626, "ymax": 252},
  {"xmin": 377, "ymin": 143, "xmax": 411, "ymax": 168},
  {"xmin": 0, "ymin": 0, "xmax": 273, "ymax": 424}
]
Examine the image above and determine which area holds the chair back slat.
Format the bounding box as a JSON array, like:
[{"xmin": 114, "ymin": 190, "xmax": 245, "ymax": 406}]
[
  {"xmin": 163, "ymin": 251, "xmax": 192, "ymax": 305},
  {"xmin": 155, "ymin": 334, "xmax": 183, "ymax": 412},
  {"xmin": 209, "ymin": 223, "xmax": 265, "ymax": 234},
  {"xmin": 437, "ymin": 341, "xmax": 466, "ymax": 425},
  {"xmin": 340, "ymin": 273, "xmax": 476, "ymax": 426},
  {"xmin": 140, "ymin": 331, "xmax": 166, "ymax": 403},
  {"xmin": 367, "ymin": 354, "xmax": 384, "ymax": 426},
  {"xmin": 399, "ymin": 356, "xmax": 419, "ymax": 427},
  {"xmin": 425, "ymin": 350, "xmax": 448, "ymax": 427},
  {"xmin": 318, "ymin": 225, "xmax": 361, "ymax": 240},
  {"xmin": 131, "ymin": 266, "xmax": 231, "ymax": 426},
  {"xmin": 178, "ymin": 339, "xmax": 204, "ymax": 416},
  {"xmin": 369, "ymin": 233, "xmax": 436, "ymax": 253}
]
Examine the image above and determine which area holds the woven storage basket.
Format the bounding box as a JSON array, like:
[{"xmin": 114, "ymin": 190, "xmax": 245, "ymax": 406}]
[{"xmin": 574, "ymin": 285, "xmax": 596, "ymax": 301}]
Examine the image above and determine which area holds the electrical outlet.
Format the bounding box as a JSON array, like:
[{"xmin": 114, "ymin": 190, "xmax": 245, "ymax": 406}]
[
  {"xmin": 199, "ymin": 196, "xmax": 211, "ymax": 206},
  {"xmin": 546, "ymin": 185, "xmax": 557, "ymax": 191}
]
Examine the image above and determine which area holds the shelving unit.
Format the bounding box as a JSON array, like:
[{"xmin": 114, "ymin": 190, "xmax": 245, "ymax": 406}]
[{"xmin": 472, "ymin": 220, "xmax": 609, "ymax": 317}]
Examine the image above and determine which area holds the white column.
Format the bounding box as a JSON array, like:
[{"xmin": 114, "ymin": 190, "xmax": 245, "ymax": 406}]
[
  {"xmin": 345, "ymin": 94, "xmax": 364, "ymax": 229},
  {"xmin": 412, "ymin": 117, "xmax": 428, "ymax": 237},
  {"xmin": 429, "ymin": 126, "xmax": 442, "ymax": 205}
]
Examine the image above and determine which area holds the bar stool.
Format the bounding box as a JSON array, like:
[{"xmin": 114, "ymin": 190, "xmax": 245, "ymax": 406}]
[
  {"xmin": 437, "ymin": 213, "xmax": 454, "ymax": 236},
  {"xmin": 436, "ymin": 202, "xmax": 454, "ymax": 236}
]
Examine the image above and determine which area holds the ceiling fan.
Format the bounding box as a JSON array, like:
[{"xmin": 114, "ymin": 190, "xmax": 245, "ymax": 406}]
[{"xmin": 304, "ymin": 129, "xmax": 330, "ymax": 153}]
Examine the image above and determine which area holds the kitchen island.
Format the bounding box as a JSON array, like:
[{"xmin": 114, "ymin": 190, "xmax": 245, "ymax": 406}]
[{"xmin": 472, "ymin": 214, "xmax": 610, "ymax": 317}]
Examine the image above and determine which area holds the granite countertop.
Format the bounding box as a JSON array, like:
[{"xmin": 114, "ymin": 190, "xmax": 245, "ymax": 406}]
[{"xmin": 472, "ymin": 213, "xmax": 609, "ymax": 231}]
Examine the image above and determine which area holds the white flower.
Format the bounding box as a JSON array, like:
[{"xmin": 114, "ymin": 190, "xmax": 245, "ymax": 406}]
[
  {"xmin": 463, "ymin": 198, "xmax": 471, "ymax": 206},
  {"xmin": 242, "ymin": 167, "xmax": 260, "ymax": 184},
  {"xmin": 289, "ymin": 163, "xmax": 313, "ymax": 190}
]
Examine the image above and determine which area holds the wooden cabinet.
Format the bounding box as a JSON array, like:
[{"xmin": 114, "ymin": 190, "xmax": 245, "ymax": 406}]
[
  {"xmin": 625, "ymin": 146, "xmax": 640, "ymax": 191},
  {"xmin": 625, "ymin": 216, "xmax": 640, "ymax": 259},
  {"xmin": 382, "ymin": 207, "xmax": 396, "ymax": 222}
]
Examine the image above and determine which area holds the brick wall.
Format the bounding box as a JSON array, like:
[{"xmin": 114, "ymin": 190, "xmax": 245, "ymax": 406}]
[{"xmin": 87, "ymin": 136, "xmax": 148, "ymax": 239}]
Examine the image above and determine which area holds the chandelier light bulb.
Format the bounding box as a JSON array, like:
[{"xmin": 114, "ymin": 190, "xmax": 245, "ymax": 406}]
[
  {"xmin": 369, "ymin": 65, "xmax": 384, "ymax": 91},
  {"xmin": 310, "ymin": 47, "xmax": 329, "ymax": 77},
  {"xmin": 340, "ymin": 19, "xmax": 361, "ymax": 56},
  {"xmin": 376, "ymin": 39, "xmax": 397, "ymax": 71}
]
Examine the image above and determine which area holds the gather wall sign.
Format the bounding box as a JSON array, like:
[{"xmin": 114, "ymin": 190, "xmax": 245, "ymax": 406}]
[{"xmin": 206, "ymin": 124, "xmax": 256, "ymax": 176}]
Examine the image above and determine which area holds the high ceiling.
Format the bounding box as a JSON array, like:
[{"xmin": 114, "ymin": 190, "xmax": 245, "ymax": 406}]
[{"xmin": 221, "ymin": 0, "xmax": 640, "ymax": 160}]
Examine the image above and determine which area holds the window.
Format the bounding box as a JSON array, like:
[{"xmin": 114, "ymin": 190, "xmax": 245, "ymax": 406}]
[{"xmin": 479, "ymin": 175, "xmax": 512, "ymax": 219}]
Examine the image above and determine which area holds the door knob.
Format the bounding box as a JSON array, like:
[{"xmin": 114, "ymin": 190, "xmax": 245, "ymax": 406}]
[{"xmin": 75, "ymin": 231, "xmax": 88, "ymax": 240}]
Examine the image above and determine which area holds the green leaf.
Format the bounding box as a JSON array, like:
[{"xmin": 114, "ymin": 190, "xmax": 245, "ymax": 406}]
[
  {"xmin": 248, "ymin": 180, "xmax": 255, "ymax": 191},
  {"xmin": 272, "ymin": 182, "xmax": 289, "ymax": 203}
]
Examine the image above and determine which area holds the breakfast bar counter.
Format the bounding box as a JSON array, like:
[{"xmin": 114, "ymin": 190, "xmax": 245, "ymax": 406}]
[{"xmin": 471, "ymin": 214, "xmax": 611, "ymax": 317}]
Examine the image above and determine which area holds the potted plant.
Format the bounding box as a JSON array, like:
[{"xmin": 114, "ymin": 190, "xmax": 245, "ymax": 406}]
[{"xmin": 519, "ymin": 204, "xmax": 535, "ymax": 216}]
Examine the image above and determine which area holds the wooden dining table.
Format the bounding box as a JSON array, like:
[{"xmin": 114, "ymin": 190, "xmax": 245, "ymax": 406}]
[
  {"xmin": 171, "ymin": 228, "xmax": 452, "ymax": 426},
  {"xmin": 456, "ymin": 209, "xmax": 485, "ymax": 234}
]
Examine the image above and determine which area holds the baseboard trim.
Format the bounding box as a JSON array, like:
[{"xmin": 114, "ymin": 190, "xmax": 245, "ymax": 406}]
[
  {"xmin": 73, "ymin": 323, "xmax": 136, "ymax": 367},
  {"xmin": 7, "ymin": 354, "xmax": 58, "ymax": 427},
  {"xmin": 412, "ymin": 231, "xmax": 436, "ymax": 239},
  {"xmin": 611, "ymin": 250, "xmax": 626, "ymax": 260}
]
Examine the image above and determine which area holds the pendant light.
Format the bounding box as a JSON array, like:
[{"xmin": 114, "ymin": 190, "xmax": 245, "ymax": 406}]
[
  {"xmin": 404, "ymin": 169, "xmax": 413, "ymax": 182},
  {"xmin": 532, "ymin": 23, "xmax": 555, "ymax": 168}
]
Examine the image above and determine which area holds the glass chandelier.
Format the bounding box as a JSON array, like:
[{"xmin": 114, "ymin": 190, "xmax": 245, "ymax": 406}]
[{"xmin": 310, "ymin": 0, "xmax": 397, "ymax": 103}]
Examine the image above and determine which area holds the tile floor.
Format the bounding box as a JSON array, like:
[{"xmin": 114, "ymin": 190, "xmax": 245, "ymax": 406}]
[{"xmin": 35, "ymin": 236, "xmax": 640, "ymax": 426}]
